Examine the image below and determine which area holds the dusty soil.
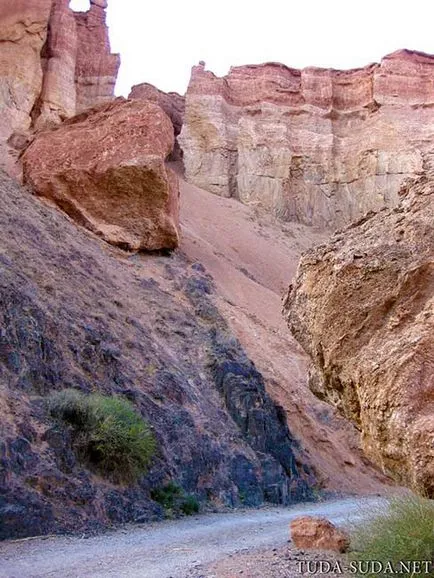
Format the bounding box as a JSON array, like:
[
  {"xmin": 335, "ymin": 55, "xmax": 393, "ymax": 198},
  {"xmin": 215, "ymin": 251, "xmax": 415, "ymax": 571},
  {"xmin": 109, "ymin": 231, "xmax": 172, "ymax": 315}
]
[
  {"xmin": 0, "ymin": 496, "xmax": 385, "ymax": 578},
  {"xmin": 178, "ymin": 173, "xmax": 391, "ymax": 493}
]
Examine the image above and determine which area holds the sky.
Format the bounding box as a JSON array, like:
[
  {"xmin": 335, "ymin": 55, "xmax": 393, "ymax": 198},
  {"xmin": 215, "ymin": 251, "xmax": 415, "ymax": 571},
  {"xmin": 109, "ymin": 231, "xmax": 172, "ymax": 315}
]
[{"xmin": 70, "ymin": 0, "xmax": 434, "ymax": 97}]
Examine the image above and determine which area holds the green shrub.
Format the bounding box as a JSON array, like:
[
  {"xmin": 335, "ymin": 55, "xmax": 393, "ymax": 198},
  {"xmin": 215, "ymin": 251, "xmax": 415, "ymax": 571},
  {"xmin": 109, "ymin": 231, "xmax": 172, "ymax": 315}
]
[
  {"xmin": 151, "ymin": 481, "xmax": 183, "ymax": 510},
  {"xmin": 151, "ymin": 482, "xmax": 199, "ymax": 516},
  {"xmin": 350, "ymin": 495, "xmax": 434, "ymax": 577},
  {"xmin": 180, "ymin": 495, "xmax": 200, "ymax": 515},
  {"xmin": 48, "ymin": 389, "xmax": 156, "ymax": 483}
]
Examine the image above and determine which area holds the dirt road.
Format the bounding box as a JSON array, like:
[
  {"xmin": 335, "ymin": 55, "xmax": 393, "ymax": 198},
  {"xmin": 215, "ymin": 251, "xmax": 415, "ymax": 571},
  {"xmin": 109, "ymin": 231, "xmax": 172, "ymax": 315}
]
[{"xmin": 1, "ymin": 497, "xmax": 385, "ymax": 578}]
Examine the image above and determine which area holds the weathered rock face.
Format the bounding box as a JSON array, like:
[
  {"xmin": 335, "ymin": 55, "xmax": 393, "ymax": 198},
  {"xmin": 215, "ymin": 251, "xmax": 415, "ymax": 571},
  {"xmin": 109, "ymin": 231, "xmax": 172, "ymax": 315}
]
[
  {"xmin": 180, "ymin": 50, "xmax": 434, "ymax": 229},
  {"xmin": 290, "ymin": 517, "xmax": 350, "ymax": 553},
  {"xmin": 35, "ymin": 0, "xmax": 78, "ymax": 129},
  {"xmin": 74, "ymin": 0, "xmax": 121, "ymax": 114},
  {"xmin": 0, "ymin": 0, "xmax": 119, "ymax": 174},
  {"xmin": 22, "ymin": 98, "xmax": 180, "ymax": 251},
  {"xmin": 283, "ymin": 172, "xmax": 434, "ymax": 496},
  {"xmin": 129, "ymin": 83, "xmax": 185, "ymax": 161},
  {"xmin": 0, "ymin": 0, "xmax": 52, "ymax": 175}
]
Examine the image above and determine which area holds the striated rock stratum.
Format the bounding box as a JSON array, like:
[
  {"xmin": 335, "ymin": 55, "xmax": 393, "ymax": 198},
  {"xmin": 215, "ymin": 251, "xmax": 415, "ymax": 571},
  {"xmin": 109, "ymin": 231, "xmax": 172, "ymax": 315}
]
[
  {"xmin": 283, "ymin": 172, "xmax": 434, "ymax": 496},
  {"xmin": 180, "ymin": 50, "xmax": 434, "ymax": 229},
  {"xmin": 0, "ymin": 0, "xmax": 119, "ymax": 175},
  {"xmin": 22, "ymin": 98, "xmax": 180, "ymax": 251}
]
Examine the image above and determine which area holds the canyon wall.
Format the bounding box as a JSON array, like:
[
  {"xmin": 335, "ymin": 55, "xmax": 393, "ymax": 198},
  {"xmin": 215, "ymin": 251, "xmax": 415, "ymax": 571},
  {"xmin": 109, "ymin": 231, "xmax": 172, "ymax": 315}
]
[
  {"xmin": 0, "ymin": 0, "xmax": 119, "ymax": 174},
  {"xmin": 180, "ymin": 50, "xmax": 434, "ymax": 229},
  {"xmin": 283, "ymin": 172, "xmax": 434, "ymax": 496}
]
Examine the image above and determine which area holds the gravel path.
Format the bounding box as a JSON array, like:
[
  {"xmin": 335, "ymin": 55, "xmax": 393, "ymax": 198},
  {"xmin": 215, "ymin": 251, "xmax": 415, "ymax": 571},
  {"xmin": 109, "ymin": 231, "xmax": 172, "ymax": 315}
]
[{"xmin": 0, "ymin": 497, "xmax": 384, "ymax": 578}]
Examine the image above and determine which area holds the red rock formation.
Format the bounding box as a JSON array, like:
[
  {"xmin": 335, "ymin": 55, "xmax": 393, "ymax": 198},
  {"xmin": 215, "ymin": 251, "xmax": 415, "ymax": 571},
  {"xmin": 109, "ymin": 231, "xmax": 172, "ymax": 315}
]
[
  {"xmin": 283, "ymin": 171, "xmax": 434, "ymax": 496},
  {"xmin": 35, "ymin": 0, "xmax": 78, "ymax": 128},
  {"xmin": 0, "ymin": 0, "xmax": 119, "ymax": 174},
  {"xmin": 22, "ymin": 98, "xmax": 180, "ymax": 251},
  {"xmin": 180, "ymin": 50, "xmax": 434, "ymax": 229},
  {"xmin": 0, "ymin": 0, "xmax": 52, "ymax": 175},
  {"xmin": 130, "ymin": 83, "xmax": 185, "ymax": 137},
  {"xmin": 74, "ymin": 0, "xmax": 120, "ymax": 114},
  {"xmin": 129, "ymin": 82, "xmax": 185, "ymax": 161},
  {"xmin": 290, "ymin": 517, "xmax": 350, "ymax": 553}
]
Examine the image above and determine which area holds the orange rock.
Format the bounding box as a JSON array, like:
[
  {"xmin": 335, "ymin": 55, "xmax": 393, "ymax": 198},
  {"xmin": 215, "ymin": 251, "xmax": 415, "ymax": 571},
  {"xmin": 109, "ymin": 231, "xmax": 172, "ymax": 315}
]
[
  {"xmin": 129, "ymin": 83, "xmax": 185, "ymax": 161},
  {"xmin": 22, "ymin": 98, "xmax": 180, "ymax": 251},
  {"xmin": 74, "ymin": 0, "xmax": 120, "ymax": 114},
  {"xmin": 0, "ymin": 0, "xmax": 52, "ymax": 175},
  {"xmin": 290, "ymin": 516, "xmax": 350, "ymax": 553}
]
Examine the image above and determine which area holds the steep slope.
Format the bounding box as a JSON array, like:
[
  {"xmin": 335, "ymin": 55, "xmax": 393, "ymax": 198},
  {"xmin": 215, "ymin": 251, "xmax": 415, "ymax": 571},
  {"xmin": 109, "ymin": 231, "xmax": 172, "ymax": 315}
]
[
  {"xmin": 283, "ymin": 172, "xmax": 434, "ymax": 496},
  {"xmin": 177, "ymin": 168, "xmax": 390, "ymax": 494},
  {"xmin": 0, "ymin": 170, "xmax": 314, "ymax": 540}
]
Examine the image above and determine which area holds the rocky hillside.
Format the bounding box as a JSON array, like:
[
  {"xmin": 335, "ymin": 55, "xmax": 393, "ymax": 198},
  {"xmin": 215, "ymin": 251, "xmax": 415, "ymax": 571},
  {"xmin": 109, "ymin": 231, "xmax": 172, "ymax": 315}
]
[
  {"xmin": 0, "ymin": 169, "xmax": 317, "ymax": 540},
  {"xmin": 180, "ymin": 50, "xmax": 434, "ymax": 229},
  {"xmin": 178, "ymin": 173, "xmax": 389, "ymax": 497},
  {"xmin": 284, "ymin": 171, "xmax": 434, "ymax": 497},
  {"xmin": 0, "ymin": 0, "xmax": 408, "ymax": 543}
]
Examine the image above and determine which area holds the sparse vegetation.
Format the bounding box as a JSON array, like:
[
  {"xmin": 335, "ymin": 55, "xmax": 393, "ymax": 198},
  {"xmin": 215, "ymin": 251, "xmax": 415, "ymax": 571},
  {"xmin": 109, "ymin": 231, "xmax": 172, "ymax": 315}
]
[
  {"xmin": 350, "ymin": 495, "xmax": 434, "ymax": 577},
  {"xmin": 151, "ymin": 482, "xmax": 199, "ymax": 516},
  {"xmin": 48, "ymin": 389, "xmax": 156, "ymax": 483},
  {"xmin": 180, "ymin": 495, "xmax": 200, "ymax": 515}
]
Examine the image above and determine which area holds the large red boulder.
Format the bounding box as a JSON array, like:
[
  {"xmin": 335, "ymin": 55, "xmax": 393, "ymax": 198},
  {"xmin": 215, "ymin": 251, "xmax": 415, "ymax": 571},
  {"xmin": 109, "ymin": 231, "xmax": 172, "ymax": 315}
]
[
  {"xmin": 290, "ymin": 516, "xmax": 350, "ymax": 553},
  {"xmin": 22, "ymin": 98, "xmax": 180, "ymax": 251}
]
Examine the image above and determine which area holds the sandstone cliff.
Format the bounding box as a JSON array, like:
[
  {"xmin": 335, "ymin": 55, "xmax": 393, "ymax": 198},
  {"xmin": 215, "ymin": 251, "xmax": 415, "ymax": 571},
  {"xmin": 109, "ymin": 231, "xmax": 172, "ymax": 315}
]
[
  {"xmin": 0, "ymin": 0, "xmax": 119, "ymax": 175},
  {"xmin": 283, "ymin": 172, "xmax": 434, "ymax": 496},
  {"xmin": 129, "ymin": 83, "xmax": 185, "ymax": 161},
  {"xmin": 180, "ymin": 50, "xmax": 434, "ymax": 230}
]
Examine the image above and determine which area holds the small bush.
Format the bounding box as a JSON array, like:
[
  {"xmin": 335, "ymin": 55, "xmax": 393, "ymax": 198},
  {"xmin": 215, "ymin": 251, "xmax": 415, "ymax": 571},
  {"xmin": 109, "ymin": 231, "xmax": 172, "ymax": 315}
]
[
  {"xmin": 151, "ymin": 482, "xmax": 199, "ymax": 516},
  {"xmin": 350, "ymin": 495, "xmax": 434, "ymax": 577},
  {"xmin": 151, "ymin": 481, "xmax": 183, "ymax": 510},
  {"xmin": 48, "ymin": 389, "xmax": 156, "ymax": 483},
  {"xmin": 180, "ymin": 495, "xmax": 200, "ymax": 515}
]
